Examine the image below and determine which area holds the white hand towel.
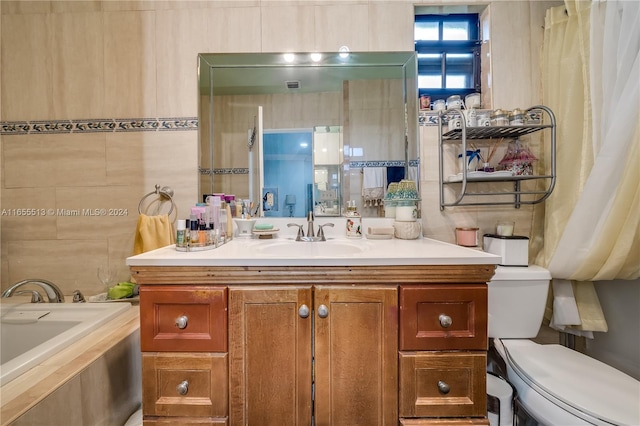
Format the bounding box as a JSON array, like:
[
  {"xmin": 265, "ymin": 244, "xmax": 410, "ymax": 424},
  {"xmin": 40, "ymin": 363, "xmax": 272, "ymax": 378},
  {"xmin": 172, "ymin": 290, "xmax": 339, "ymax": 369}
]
[{"xmin": 362, "ymin": 167, "xmax": 385, "ymax": 200}]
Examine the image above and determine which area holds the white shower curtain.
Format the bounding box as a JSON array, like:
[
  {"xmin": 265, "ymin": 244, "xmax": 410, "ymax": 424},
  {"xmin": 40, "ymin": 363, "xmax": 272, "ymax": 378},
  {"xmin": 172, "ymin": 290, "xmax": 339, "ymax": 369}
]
[{"xmin": 536, "ymin": 0, "xmax": 640, "ymax": 337}]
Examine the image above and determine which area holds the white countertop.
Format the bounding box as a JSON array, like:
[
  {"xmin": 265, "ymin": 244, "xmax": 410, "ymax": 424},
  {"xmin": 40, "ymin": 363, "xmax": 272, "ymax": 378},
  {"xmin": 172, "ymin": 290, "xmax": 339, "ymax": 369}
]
[{"xmin": 126, "ymin": 218, "xmax": 500, "ymax": 267}]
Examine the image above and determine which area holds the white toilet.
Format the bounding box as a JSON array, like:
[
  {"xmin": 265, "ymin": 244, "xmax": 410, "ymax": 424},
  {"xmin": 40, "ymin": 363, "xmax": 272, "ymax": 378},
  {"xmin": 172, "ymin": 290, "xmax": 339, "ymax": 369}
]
[{"xmin": 488, "ymin": 265, "xmax": 640, "ymax": 426}]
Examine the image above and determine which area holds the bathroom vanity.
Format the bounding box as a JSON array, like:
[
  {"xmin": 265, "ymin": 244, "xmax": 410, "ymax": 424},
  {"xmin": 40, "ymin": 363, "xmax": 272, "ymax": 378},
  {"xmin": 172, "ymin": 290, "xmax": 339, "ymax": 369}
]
[{"xmin": 128, "ymin": 235, "xmax": 499, "ymax": 425}]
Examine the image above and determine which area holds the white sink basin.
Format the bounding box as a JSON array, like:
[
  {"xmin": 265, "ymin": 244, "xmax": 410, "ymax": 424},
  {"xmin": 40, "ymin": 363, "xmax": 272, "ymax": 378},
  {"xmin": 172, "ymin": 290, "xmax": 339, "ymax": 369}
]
[{"xmin": 253, "ymin": 239, "xmax": 369, "ymax": 257}]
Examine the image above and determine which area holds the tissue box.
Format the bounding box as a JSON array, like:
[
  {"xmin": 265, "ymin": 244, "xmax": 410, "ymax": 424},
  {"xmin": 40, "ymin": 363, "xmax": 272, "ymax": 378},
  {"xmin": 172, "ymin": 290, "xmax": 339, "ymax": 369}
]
[{"xmin": 483, "ymin": 234, "xmax": 529, "ymax": 266}]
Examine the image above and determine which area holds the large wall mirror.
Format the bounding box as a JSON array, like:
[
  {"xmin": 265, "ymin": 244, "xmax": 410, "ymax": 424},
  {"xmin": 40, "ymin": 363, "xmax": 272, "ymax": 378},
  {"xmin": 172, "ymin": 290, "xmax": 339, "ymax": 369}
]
[{"xmin": 198, "ymin": 52, "xmax": 418, "ymax": 218}]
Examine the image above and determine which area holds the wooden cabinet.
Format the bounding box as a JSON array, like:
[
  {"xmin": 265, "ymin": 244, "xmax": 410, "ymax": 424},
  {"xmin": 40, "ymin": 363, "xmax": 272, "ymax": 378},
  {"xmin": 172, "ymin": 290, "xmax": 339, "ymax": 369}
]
[
  {"xmin": 228, "ymin": 286, "xmax": 313, "ymax": 425},
  {"xmin": 313, "ymin": 285, "xmax": 398, "ymax": 426},
  {"xmin": 228, "ymin": 285, "xmax": 398, "ymax": 426},
  {"xmin": 132, "ymin": 263, "xmax": 494, "ymax": 426},
  {"xmin": 140, "ymin": 285, "xmax": 229, "ymax": 424},
  {"xmin": 398, "ymin": 284, "xmax": 488, "ymax": 424}
]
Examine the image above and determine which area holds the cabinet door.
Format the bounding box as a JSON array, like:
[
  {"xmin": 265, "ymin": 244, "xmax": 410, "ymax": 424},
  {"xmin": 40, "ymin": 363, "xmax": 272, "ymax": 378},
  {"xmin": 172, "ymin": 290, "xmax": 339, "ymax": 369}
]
[
  {"xmin": 314, "ymin": 285, "xmax": 398, "ymax": 426},
  {"xmin": 228, "ymin": 286, "xmax": 312, "ymax": 426}
]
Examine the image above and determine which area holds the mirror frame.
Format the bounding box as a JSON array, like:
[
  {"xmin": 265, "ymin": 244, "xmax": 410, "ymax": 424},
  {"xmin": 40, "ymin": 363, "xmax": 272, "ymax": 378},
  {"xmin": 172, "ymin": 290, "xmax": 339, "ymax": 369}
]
[{"xmin": 198, "ymin": 51, "xmax": 419, "ymax": 216}]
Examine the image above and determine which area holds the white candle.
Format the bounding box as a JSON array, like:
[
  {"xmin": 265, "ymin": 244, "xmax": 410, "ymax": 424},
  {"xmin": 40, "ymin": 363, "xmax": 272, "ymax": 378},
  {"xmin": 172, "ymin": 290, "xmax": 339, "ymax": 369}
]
[{"xmin": 496, "ymin": 222, "xmax": 514, "ymax": 236}]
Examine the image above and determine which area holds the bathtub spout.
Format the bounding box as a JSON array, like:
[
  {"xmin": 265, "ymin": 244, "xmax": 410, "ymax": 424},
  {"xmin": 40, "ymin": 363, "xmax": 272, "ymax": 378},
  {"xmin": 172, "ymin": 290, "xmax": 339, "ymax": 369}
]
[{"xmin": 2, "ymin": 279, "xmax": 65, "ymax": 303}]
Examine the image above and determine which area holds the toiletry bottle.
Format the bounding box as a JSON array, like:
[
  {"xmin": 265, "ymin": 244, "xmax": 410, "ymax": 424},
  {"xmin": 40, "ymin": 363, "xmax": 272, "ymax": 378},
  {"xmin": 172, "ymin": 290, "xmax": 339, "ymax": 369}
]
[
  {"xmin": 346, "ymin": 201, "xmax": 362, "ymax": 238},
  {"xmin": 218, "ymin": 197, "xmax": 227, "ymax": 243},
  {"xmin": 225, "ymin": 203, "xmax": 233, "ymax": 240},
  {"xmin": 211, "ymin": 196, "xmax": 221, "ymax": 232},
  {"xmin": 189, "ymin": 214, "xmax": 199, "ymax": 246},
  {"xmin": 176, "ymin": 219, "xmax": 186, "ymax": 248}
]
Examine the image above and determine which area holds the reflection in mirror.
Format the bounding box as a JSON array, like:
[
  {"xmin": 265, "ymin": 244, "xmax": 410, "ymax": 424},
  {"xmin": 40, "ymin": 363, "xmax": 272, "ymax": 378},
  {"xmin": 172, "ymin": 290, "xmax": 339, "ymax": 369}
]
[{"xmin": 198, "ymin": 52, "xmax": 419, "ymax": 217}]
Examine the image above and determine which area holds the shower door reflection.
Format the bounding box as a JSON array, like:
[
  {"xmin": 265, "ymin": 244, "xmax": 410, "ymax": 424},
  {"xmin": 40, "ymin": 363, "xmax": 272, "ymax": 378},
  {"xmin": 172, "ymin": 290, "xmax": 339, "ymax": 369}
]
[{"xmin": 262, "ymin": 129, "xmax": 313, "ymax": 218}]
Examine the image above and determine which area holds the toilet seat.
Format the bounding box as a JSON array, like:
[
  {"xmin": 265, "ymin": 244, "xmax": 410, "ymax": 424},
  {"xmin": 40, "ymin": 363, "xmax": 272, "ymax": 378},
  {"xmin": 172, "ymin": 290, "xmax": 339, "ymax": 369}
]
[{"xmin": 500, "ymin": 339, "xmax": 640, "ymax": 426}]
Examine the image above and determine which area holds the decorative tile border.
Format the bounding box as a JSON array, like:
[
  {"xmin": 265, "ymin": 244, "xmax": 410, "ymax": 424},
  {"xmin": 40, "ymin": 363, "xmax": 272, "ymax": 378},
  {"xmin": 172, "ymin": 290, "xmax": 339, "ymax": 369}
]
[
  {"xmin": 200, "ymin": 168, "xmax": 250, "ymax": 175},
  {"xmin": 419, "ymin": 111, "xmax": 439, "ymax": 126},
  {"xmin": 0, "ymin": 117, "xmax": 198, "ymax": 135},
  {"xmin": 349, "ymin": 159, "xmax": 420, "ymax": 168},
  {"xmin": 201, "ymin": 161, "xmax": 421, "ymax": 176}
]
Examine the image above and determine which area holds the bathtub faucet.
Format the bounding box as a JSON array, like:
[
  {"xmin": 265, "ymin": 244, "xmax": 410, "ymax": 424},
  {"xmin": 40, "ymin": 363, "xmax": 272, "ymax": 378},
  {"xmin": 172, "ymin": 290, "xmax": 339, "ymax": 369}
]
[{"xmin": 2, "ymin": 279, "xmax": 65, "ymax": 303}]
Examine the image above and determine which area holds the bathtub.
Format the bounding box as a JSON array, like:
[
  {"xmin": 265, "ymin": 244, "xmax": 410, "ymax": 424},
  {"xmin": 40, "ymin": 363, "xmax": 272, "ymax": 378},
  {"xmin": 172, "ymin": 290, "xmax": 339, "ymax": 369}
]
[{"xmin": 0, "ymin": 302, "xmax": 132, "ymax": 386}]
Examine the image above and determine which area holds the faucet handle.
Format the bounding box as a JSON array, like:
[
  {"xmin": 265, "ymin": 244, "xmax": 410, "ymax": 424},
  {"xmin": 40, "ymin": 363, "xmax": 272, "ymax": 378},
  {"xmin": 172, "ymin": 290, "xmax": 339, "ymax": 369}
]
[
  {"xmin": 317, "ymin": 223, "xmax": 335, "ymax": 241},
  {"xmin": 72, "ymin": 290, "xmax": 86, "ymax": 303},
  {"xmin": 14, "ymin": 290, "xmax": 43, "ymax": 303},
  {"xmin": 287, "ymin": 223, "xmax": 305, "ymax": 241}
]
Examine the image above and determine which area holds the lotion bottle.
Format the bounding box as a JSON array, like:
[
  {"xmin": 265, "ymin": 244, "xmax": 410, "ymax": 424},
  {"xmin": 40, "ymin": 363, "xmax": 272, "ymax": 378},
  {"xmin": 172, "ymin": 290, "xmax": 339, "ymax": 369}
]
[
  {"xmin": 345, "ymin": 200, "xmax": 362, "ymax": 238},
  {"xmin": 176, "ymin": 219, "xmax": 186, "ymax": 248}
]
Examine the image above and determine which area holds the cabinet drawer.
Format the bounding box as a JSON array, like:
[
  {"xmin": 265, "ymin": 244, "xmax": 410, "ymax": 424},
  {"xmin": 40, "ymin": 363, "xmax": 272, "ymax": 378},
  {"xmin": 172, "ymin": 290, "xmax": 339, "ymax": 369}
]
[
  {"xmin": 140, "ymin": 286, "xmax": 227, "ymax": 352},
  {"xmin": 399, "ymin": 351, "xmax": 486, "ymax": 418},
  {"xmin": 142, "ymin": 353, "xmax": 228, "ymax": 418},
  {"xmin": 399, "ymin": 285, "xmax": 487, "ymax": 351}
]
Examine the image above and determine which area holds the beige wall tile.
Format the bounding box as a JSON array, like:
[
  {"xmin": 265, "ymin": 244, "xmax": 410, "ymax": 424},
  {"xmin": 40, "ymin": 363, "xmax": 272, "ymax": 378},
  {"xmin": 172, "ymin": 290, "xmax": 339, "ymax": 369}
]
[
  {"xmin": 51, "ymin": 1, "xmax": 102, "ymax": 14},
  {"xmin": 368, "ymin": 2, "xmax": 414, "ymax": 51},
  {"xmin": 106, "ymin": 131, "xmax": 198, "ymax": 215},
  {"xmin": 103, "ymin": 10, "xmax": 157, "ymax": 118},
  {"xmin": 3, "ymin": 133, "xmax": 107, "ymax": 188},
  {"xmin": 1, "ymin": 13, "xmax": 53, "ymax": 121},
  {"xmin": 51, "ymin": 11, "xmax": 105, "ymax": 119},
  {"xmin": 55, "ymin": 185, "xmax": 139, "ymax": 240},
  {"xmin": 1, "ymin": 1, "xmax": 51, "ymax": 15},
  {"xmin": 155, "ymin": 8, "xmax": 209, "ymax": 117},
  {"xmin": 314, "ymin": 3, "xmax": 369, "ymax": 51},
  {"xmin": 261, "ymin": 4, "xmax": 315, "ymax": 52},
  {"xmin": 205, "ymin": 5, "xmax": 262, "ymax": 53},
  {"xmin": 488, "ymin": 2, "xmax": 534, "ymax": 109},
  {"xmin": 0, "ymin": 187, "xmax": 58, "ymax": 241},
  {"xmin": 102, "ymin": 1, "xmax": 157, "ymax": 12},
  {"xmin": 6, "ymin": 239, "xmax": 106, "ymax": 298}
]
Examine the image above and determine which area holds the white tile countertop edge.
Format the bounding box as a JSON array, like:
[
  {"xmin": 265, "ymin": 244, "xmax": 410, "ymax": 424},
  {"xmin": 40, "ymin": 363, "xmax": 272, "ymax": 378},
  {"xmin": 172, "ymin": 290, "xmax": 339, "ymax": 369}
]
[{"xmin": 126, "ymin": 218, "xmax": 500, "ymax": 267}]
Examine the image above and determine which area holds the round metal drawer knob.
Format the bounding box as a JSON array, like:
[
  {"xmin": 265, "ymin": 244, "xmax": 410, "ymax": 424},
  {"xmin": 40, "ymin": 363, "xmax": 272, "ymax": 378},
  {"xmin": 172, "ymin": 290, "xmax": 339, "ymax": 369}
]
[
  {"xmin": 177, "ymin": 380, "xmax": 189, "ymax": 395},
  {"xmin": 437, "ymin": 380, "xmax": 450, "ymax": 394},
  {"xmin": 299, "ymin": 304, "xmax": 310, "ymax": 318},
  {"xmin": 318, "ymin": 304, "xmax": 329, "ymax": 318},
  {"xmin": 176, "ymin": 315, "xmax": 188, "ymax": 329},
  {"xmin": 439, "ymin": 314, "xmax": 452, "ymax": 328}
]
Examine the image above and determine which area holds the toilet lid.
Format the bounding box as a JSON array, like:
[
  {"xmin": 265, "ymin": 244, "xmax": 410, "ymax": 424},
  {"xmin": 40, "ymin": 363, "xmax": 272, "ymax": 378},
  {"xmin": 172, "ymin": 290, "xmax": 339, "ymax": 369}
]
[{"xmin": 502, "ymin": 339, "xmax": 640, "ymax": 425}]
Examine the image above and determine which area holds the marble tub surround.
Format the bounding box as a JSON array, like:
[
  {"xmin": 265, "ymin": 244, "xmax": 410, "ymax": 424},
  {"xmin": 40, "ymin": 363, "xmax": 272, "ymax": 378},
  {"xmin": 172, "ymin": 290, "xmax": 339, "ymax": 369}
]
[{"xmin": 0, "ymin": 304, "xmax": 141, "ymax": 426}]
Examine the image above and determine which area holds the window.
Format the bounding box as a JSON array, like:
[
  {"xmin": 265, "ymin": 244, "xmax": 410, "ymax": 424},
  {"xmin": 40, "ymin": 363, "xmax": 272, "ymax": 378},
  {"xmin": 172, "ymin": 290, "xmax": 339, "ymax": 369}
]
[{"xmin": 415, "ymin": 13, "xmax": 481, "ymax": 103}]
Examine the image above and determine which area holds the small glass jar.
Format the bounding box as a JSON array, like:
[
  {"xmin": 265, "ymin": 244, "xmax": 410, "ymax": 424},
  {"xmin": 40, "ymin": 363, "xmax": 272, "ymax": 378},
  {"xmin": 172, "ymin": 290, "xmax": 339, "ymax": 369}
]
[
  {"xmin": 477, "ymin": 111, "xmax": 491, "ymax": 127},
  {"xmin": 491, "ymin": 109, "xmax": 509, "ymax": 126},
  {"xmin": 509, "ymin": 108, "xmax": 525, "ymax": 126},
  {"xmin": 433, "ymin": 99, "xmax": 446, "ymax": 111},
  {"xmin": 446, "ymin": 95, "xmax": 463, "ymax": 110}
]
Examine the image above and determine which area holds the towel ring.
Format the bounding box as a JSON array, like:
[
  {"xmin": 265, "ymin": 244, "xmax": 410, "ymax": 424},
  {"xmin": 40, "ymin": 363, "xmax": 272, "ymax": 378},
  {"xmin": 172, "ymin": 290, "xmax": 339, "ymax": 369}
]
[{"xmin": 138, "ymin": 184, "xmax": 175, "ymax": 216}]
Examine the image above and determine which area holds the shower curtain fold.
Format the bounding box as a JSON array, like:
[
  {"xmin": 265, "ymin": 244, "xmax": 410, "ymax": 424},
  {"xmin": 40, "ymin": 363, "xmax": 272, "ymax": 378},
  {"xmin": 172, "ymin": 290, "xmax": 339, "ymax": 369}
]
[{"xmin": 534, "ymin": 0, "xmax": 640, "ymax": 337}]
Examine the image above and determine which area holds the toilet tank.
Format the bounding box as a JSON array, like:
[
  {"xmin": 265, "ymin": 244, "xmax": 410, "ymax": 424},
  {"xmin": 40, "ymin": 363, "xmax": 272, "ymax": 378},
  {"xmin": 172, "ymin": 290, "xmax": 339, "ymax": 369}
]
[{"xmin": 487, "ymin": 265, "xmax": 551, "ymax": 338}]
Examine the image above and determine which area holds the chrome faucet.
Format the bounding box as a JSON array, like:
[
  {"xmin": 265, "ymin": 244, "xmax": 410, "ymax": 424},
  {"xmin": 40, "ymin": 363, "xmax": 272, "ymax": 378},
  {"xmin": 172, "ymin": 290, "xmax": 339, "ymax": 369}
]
[
  {"xmin": 2, "ymin": 279, "xmax": 65, "ymax": 303},
  {"xmin": 306, "ymin": 211, "xmax": 315, "ymax": 238}
]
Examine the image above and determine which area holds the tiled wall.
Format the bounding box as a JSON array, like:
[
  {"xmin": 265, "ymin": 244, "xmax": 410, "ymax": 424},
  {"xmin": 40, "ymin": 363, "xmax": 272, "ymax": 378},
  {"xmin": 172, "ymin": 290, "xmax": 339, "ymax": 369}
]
[{"xmin": 0, "ymin": 0, "xmax": 557, "ymax": 296}]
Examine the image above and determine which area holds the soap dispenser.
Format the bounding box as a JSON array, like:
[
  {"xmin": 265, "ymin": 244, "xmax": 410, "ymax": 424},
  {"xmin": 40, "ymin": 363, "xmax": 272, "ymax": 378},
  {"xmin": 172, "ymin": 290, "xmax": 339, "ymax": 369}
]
[{"xmin": 345, "ymin": 200, "xmax": 362, "ymax": 238}]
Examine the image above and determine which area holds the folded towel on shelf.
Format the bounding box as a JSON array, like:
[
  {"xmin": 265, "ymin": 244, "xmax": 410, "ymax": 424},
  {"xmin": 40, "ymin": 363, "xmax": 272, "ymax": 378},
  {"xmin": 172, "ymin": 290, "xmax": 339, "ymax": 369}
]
[
  {"xmin": 362, "ymin": 167, "xmax": 385, "ymax": 200},
  {"xmin": 133, "ymin": 213, "xmax": 174, "ymax": 255}
]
